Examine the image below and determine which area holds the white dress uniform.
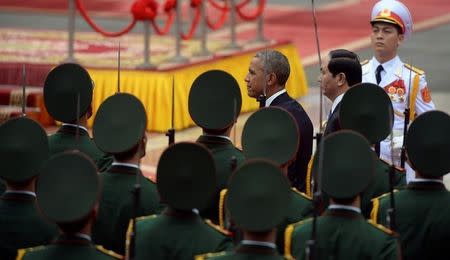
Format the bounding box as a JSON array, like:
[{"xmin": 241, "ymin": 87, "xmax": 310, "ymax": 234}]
[{"xmin": 364, "ymin": 0, "xmax": 436, "ymax": 182}]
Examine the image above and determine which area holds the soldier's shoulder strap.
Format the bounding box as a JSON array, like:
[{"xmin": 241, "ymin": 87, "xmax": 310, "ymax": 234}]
[
  {"xmin": 367, "ymin": 219, "xmax": 396, "ymax": 236},
  {"xmin": 291, "ymin": 187, "xmax": 313, "ymax": 200},
  {"xmin": 95, "ymin": 245, "xmax": 123, "ymax": 259},
  {"xmin": 370, "ymin": 190, "xmax": 399, "ymax": 222},
  {"xmin": 135, "ymin": 213, "xmax": 158, "ymax": 223},
  {"xmin": 360, "ymin": 59, "xmax": 369, "ymax": 66},
  {"xmin": 404, "ymin": 63, "xmax": 425, "ymax": 75},
  {"xmin": 126, "ymin": 214, "xmax": 158, "ymax": 242},
  {"xmin": 204, "ymin": 219, "xmax": 231, "ymax": 236},
  {"xmin": 284, "ymin": 217, "xmax": 314, "ymax": 258},
  {"xmin": 195, "ymin": 251, "xmax": 228, "ymax": 260},
  {"xmin": 16, "ymin": 245, "xmax": 47, "ymax": 260}
]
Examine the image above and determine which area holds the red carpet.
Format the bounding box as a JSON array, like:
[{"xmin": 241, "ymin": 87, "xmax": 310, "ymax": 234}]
[{"xmin": 1, "ymin": 0, "xmax": 449, "ymax": 65}]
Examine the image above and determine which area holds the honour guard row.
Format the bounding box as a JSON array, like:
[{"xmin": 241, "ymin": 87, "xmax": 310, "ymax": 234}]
[{"xmin": 1, "ymin": 0, "xmax": 449, "ymax": 259}]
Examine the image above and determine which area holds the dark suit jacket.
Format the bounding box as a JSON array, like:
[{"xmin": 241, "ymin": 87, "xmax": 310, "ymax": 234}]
[
  {"xmin": 270, "ymin": 92, "xmax": 314, "ymax": 192},
  {"xmin": 323, "ymin": 102, "xmax": 341, "ymax": 137}
]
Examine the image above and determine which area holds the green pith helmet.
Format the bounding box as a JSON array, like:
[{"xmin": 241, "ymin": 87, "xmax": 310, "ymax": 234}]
[
  {"xmin": 406, "ymin": 111, "xmax": 450, "ymax": 177},
  {"xmin": 157, "ymin": 142, "xmax": 216, "ymax": 211},
  {"xmin": 44, "ymin": 63, "xmax": 93, "ymax": 122},
  {"xmin": 188, "ymin": 70, "xmax": 242, "ymax": 130},
  {"xmin": 93, "ymin": 93, "xmax": 147, "ymax": 154},
  {"xmin": 0, "ymin": 117, "xmax": 49, "ymax": 183},
  {"xmin": 37, "ymin": 151, "xmax": 99, "ymax": 224},
  {"xmin": 242, "ymin": 107, "xmax": 299, "ymax": 165},
  {"xmin": 340, "ymin": 83, "xmax": 393, "ymax": 144},
  {"xmin": 227, "ymin": 159, "xmax": 290, "ymax": 232},
  {"xmin": 312, "ymin": 130, "xmax": 374, "ymax": 199}
]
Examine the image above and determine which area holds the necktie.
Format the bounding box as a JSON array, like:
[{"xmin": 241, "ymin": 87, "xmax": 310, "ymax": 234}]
[{"xmin": 375, "ymin": 65, "xmax": 384, "ymax": 85}]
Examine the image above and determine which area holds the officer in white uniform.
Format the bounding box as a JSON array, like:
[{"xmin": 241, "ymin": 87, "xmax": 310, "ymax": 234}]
[{"xmin": 362, "ymin": 0, "xmax": 435, "ymax": 182}]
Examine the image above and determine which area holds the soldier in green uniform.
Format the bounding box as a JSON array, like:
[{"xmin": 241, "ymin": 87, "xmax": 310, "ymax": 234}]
[
  {"xmin": 197, "ymin": 159, "xmax": 292, "ymax": 259},
  {"xmin": 338, "ymin": 83, "xmax": 406, "ymax": 217},
  {"xmin": 218, "ymin": 107, "xmax": 312, "ymax": 253},
  {"xmin": 91, "ymin": 93, "xmax": 162, "ymax": 254},
  {"xmin": 285, "ymin": 131, "xmax": 400, "ymax": 260},
  {"xmin": 17, "ymin": 151, "xmax": 122, "ymax": 259},
  {"xmin": 44, "ymin": 63, "xmax": 112, "ymax": 172},
  {"xmin": 127, "ymin": 142, "xmax": 233, "ymax": 260},
  {"xmin": 188, "ymin": 70, "xmax": 245, "ymax": 224},
  {"xmin": 371, "ymin": 111, "xmax": 450, "ymax": 260},
  {"xmin": 0, "ymin": 117, "xmax": 58, "ymax": 260}
]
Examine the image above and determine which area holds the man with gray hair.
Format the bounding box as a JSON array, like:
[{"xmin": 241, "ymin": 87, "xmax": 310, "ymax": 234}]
[{"xmin": 245, "ymin": 49, "xmax": 313, "ymax": 192}]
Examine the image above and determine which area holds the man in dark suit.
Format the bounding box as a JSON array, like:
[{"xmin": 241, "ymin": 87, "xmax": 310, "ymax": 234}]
[
  {"xmin": 320, "ymin": 49, "xmax": 362, "ymax": 136},
  {"xmin": 0, "ymin": 117, "xmax": 58, "ymax": 260},
  {"xmin": 188, "ymin": 70, "xmax": 245, "ymax": 224},
  {"xmin": 43, "ymin": 63, "xmax": 112, "ymax": 172},
  {"xmin": 245, "ymin": 49, "xmax": 313, "ymax": 192}
]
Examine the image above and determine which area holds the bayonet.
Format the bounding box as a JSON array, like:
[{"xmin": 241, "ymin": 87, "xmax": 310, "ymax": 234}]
[
  {"xmin": 21, "ymin": 64, "xmax": 26, "ymax": 116},
  {"xmin": 117, "ymin": 42, "xmax": 121, "ymax": 93},
  {"xmin": 166, "ymin": 76, "xmax": 175, "ymax": 145}
]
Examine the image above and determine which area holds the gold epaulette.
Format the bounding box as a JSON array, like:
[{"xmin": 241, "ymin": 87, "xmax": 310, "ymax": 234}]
[
  {"xmin": 16, "ymin": 246, "xmax": 46, "ymax": 260},
  {"xmin": 360, "ymin": 59, "xmax": 369, "ymax": 66},
  {"xmin": 218, "ymin": 189, "xmax": 228, "ymax": 228},
  {"xmin": 205, "ymin": 219, "xmax": 231, "ymax": 236},
  {"xmin": 289, "ymin": 216, "xmax": 313, "ymax": 229},
  {"xmin": 291, "ymin": 187, "xmax": 312, "ymax": 200},
  {"xmin": 367, "ymin": 219, "xmax": 395, "ymax": 235},
  {"xmin": 404, "ymin": 64, "xmax": 424, "ymax": 75},
  {"xmin": 371, "ymin": 190, "xmax": 399, "ymax": 203},
  {"xmin": 195, "ymin": 251, "xmax": 228, "ymax": 260},
  {"xmin": 284, "ymin": 218, "xmax": 313, "ymax": 258},
  {"xmin": 95, "ymin": 245, "xmax": 123, "ymax": 259},
  {"xmin": 379, "ymin": 158, "xmax": 405, "ymax": 173},
  {"xmin": 125, "ymin": 214, "xmax": 158, "ymax": 258},
  {"xmin": 370, "ymin": 190, "xmax": 399, "ymax": 222}
]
